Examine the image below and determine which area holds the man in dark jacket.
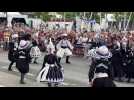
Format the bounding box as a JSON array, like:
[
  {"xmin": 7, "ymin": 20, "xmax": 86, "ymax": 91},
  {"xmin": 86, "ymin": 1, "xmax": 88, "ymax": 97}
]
[
  {"xmin": 16, "ymin": 40, "xmax": 31, "ymax": 84},
  {"xmin": 89, "ymin": 58, "xmax": 114, "ymax": 82},
  {"xmin": 111, "ymin": 42, "xmax": 123, "ymax": 81}
]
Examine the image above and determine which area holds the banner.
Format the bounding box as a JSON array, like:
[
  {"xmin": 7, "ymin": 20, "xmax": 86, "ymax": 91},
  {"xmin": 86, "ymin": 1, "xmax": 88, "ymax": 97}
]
[{"xmin": 76, "ymin": 16, "xmax": 97, "ymax": 32}]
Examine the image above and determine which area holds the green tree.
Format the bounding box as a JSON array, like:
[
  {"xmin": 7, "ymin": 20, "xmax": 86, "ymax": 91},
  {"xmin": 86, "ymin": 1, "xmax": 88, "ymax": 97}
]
[
  {"xmin": 58, "ymin": 12, "xmax": 85, "ymax": 20},
  {"xmin": 33, "ymin": 12, "xmax": 52, "ymax": 21}
]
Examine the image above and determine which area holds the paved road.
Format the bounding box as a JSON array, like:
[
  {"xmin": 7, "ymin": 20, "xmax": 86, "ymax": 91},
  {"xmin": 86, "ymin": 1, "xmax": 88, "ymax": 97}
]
[
  {"xmin": 0, "ymin": 51, "xmax": 134, "ymax": 87},
  {"xmin": 0, "ymin": 52, "xmax": 89, "ymax": 87}
]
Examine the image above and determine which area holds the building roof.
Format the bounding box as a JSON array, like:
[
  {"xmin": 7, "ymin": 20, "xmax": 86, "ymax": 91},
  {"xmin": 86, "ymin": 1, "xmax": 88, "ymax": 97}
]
[{"xmin": 20, "ymin": 12, "xmax": 34, "ymax": 15}]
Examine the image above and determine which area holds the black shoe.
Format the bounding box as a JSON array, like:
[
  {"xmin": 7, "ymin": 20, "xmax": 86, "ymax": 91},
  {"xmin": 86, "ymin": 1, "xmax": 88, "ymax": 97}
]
[
  {"xmin": 66, "ymin": 61, "xmax": 71, "ymax": 64},
  {"xmin": 127, "ymin": 79, "xmax": 131, "ymax": 83},
  {"xmin": 8, "ymin": 68, "xmax": 12, "ymax": 71},
  {"xmin": 20, "ymin": 73, "xmax": 25, "ymax": 84},
  {"xmin": 54, "ymin": 83, "xmax": 59, "ymax": 87},
  {"xmin": 89, "ymin": 79, "xmax": 92, "ymax": 83},
  {"xmin": 20, "ymin": 81, "xmax": 26, "ymax": 84},
  {"xmin": 33, "ymin": 61, "xmax": 38, "ymax": 64},
  {"xmin": 66, "ymin": 56, "xmax": 71, "ymax": 64},
  {"xmin": 48, "ymin": 83, "xmax": 52, "ymax": 87}
]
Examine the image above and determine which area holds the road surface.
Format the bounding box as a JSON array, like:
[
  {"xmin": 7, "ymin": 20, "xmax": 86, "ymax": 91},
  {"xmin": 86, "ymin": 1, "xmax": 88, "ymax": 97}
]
[{"xmin": 0, "ymin": 51, "xmax": 134, "ymax": 87}]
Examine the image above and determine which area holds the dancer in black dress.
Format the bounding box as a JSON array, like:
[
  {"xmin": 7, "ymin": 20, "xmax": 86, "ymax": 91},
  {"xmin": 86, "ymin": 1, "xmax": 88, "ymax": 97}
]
[
  {"xmin": 37, "ymin": 39, "xmax": 64, "ymax": 87},
  {"xmin": 16, "ymin": 40, "xmax": 31, "ymax": 84},
  {"xmin": 92, "ymin": 64, "xmax": 116, "ymax": 87},
  {"xmin": 88, "ymin": 45, "xmax": 114, "ymax": 84}
]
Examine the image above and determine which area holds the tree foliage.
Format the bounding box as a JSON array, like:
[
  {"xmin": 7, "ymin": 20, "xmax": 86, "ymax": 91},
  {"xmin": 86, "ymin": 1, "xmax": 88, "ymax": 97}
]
[
  {"xmin": 33, "ymin": 12, "xmax": 134, "ymax": 23},
  {"xmin": 33, "ymin": 12, "xmax": 52, "ymax": 21}
]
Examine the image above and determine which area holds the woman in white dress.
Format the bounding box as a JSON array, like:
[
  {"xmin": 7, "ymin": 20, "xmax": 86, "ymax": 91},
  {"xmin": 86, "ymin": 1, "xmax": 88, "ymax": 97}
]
[{"xmin": 30, "ymin": 39, "xmax": 41, "ymax": 64}]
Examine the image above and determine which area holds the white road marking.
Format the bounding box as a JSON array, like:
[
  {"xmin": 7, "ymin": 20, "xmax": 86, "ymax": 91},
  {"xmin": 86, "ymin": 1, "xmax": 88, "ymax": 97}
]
[
  {"xmin": 61, "ymin": 82, "xmax": 76, "ymax": 86},
  {"xmin": 27, "ymin": 73, "xmax": 34, "ymax": 76},
  {"xmin": 61, "ymin": 82, "xmax": 69, "ymax": 85},
  {"xmin": 0, "ymin": 85, "xmax": 5, "ymax": 87}
]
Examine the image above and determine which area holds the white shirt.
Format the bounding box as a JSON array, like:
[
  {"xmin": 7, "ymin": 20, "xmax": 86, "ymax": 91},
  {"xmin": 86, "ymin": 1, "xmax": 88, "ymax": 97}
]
[
  {"xmin": 82, "ymin": 37, "xmax": 88, "ymax": 43},
  {"xmin": 60, "ymin": 40, "xmax": 66, "ymax": 46},
  {"xmin": 57, "ymin": 39, "xmax": 73, "ymax": 50}
]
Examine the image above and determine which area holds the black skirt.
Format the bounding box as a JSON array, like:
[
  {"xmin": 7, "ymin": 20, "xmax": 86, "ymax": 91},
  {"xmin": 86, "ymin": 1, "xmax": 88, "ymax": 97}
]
[
  {"xmin": 37, "ymin": 65, "xmax": 64, "ymax": 83},
  {"xmin": 92, "ymin": 77, "xmax": 116, "ymax": 87},
  {"xmin": 16, "ymin": 58, "xmax": 29, "ymax": 74}
]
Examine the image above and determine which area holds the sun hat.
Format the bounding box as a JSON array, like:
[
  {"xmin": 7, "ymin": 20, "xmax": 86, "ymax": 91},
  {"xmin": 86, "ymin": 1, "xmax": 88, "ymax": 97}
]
[
  {"xmin": 12, "ymin": 34, "xmax": 18, "ymax": 38},
  {"xmin": 88, "ymin": 46, "xmax": 112, "ymax": 59},
  {"xmin": 18, "ymin": 40, "xmax": 29, "ymax": 49}
]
